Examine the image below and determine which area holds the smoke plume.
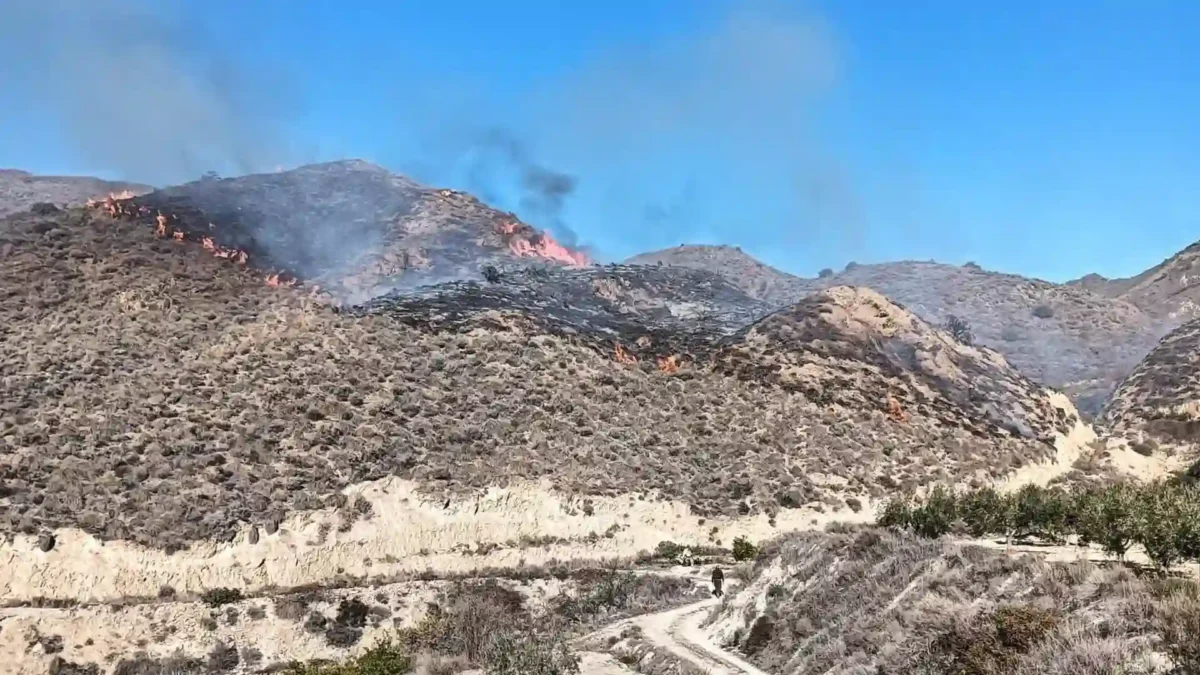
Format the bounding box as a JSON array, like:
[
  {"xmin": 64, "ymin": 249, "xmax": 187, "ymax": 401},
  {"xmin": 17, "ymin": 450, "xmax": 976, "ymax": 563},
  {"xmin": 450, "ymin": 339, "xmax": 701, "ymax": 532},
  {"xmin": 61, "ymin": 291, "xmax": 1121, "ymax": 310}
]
[
  {"xmin": 0, "ymin": 0, "xmax": 290, "ymax": 186},
  {"xmin": 460, "ymin": 129, "xmax": 580, "ymax": 247},
  {"xmin": 488, "ymin": 2, "xmax": 858, "ymax": 263}
]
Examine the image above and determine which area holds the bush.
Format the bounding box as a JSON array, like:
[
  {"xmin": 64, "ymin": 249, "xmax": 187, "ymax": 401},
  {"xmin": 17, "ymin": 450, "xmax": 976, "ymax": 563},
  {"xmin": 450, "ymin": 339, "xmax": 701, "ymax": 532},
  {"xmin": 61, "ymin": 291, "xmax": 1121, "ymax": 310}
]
[
  {"xmin": 30, "ymin": 202, "xmax": 59, "ymax": 216},
  {"xmin": 844, "ymin": 261, "xmax": 859, "ymax": 271},
  {"xmin": 943, "ymin": 315, "xmax": 974, "ymax": 346},
  {"xmin": 654, "ymin": 540, "xmax": 684, "ymax": 560},
  {"xmin": 1032, "ymin": 304, "xmax": 1054, "ymax": 319},
  {"xmin": 909, "ymin": 485, "xmax": 958, "ymax": 539},
  {"xmin": 484, "ymin": 632, "xmax": 579, "ymax": 675},
  {"xmin": 876, "ymin": 496, "xmax": 913, "ymax": 530},
  {"xmin": 732, "ymin": 537, "xmax": 758, "ymax": 562},
  {"xmin": 919, "ymin": 604, "xmax": 1059, "ymax": 675},
  {"xmin": 286, "ymin": 639, "xmax": 413, "ymax": 674},
  {"xmin": 483, "ymin": 265, "xmax": 503, "ymax": 284},
  {"xmin": 202, "ymin": 588, "xmax": 244, "ymax": 607},
  {"xmin": 818, "ymin": 268, "xmax": 834, "ymax": 278}
]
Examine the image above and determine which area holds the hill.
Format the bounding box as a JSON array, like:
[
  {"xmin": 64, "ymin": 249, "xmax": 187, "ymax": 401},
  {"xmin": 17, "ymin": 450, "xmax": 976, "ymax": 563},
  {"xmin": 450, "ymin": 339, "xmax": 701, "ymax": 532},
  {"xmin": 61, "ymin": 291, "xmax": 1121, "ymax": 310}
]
[
  {"xmin": 111, "ymin": 160, "xmax": 590, "ymax": 304},
  {"xmin": 0, "ymin": 168, "xmax": 151, "ymax": 217},
  {"xmin": 627, "ymin": 247, "xmax": 1167, "ymax": 417},
  {"xmin": 625, "ymin": 244, "xmax": 808, "ymax": 304},
  {"xmin": 1069, "ymin": 241, "xmax": 1200, "ymax": 322},
  {"xmin": 1100, "ymin": 315, "xmax": 1200, "ymax": 447},
  {"xmin": 704, "ymin": 527, "xmax": 1195, "ymax": 674},
  {"xmin": 0, "ymin": 176, "xmax": 1086, "ymax": 605}
]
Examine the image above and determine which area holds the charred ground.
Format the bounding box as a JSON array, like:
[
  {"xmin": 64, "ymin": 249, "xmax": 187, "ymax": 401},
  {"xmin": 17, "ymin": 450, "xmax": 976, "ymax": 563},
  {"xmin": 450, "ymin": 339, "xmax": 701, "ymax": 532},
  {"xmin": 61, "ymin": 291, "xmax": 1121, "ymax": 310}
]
[
  {"xmin": 632, "ymin": 245, "xmax": 1173, "ymax": 417},
  {"xmin": 0, "ymin": 184, "xmax": 1072, "ymax": 551}
]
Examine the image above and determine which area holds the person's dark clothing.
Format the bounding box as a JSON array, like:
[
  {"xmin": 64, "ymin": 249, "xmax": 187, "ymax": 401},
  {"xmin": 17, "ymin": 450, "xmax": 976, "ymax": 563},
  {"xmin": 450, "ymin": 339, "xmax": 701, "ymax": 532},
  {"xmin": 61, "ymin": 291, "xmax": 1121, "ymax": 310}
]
[{"xmin": 712, "ymin": 567, "xmax": 725, "ymax": 597}]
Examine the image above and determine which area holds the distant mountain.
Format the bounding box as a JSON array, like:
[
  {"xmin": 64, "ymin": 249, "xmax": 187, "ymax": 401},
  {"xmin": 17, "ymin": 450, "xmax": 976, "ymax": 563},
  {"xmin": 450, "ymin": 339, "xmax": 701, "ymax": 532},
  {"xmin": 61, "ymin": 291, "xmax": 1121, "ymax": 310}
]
[
  {"xmin": 627, "ymin": 246, "xmax": 1168, "ymax": 416},
  {"xmin": 1068, "ymin": 241, "xmax": 1200, "ymax": 322},
  {"xmin": 626, "ymin": 244, "xmax": 808, "ymax": 304},
  {"xmin": 0, "ymin": 168, "xmax": 151, "ymax": 217}
]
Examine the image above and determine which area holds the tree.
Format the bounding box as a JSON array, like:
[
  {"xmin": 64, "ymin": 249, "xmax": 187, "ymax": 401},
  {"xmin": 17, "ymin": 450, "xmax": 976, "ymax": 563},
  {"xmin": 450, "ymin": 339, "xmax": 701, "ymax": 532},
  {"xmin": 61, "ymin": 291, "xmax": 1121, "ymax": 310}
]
[
  {"xmin": 1004, "ymin": 485, "xmax": 1071, "ymax": 543},
  {"xmin": 958, "ymin": 487, "xmax": 1012, "ymax": 539},
  {"xmin": 732, "ymin": 536, "xmax": 758, "ymax": 562},
  {"xmin": 909, "ymin": 485, "xmax": 958, "ymax": 539},
  {"xmin": 943, "ymin": 315, "xmax": 974, "ymax": 346},
  {"xmin": 1134, "ymin": 482, "xmax": 1186, "ymax": 572},
  {"xmin": 1077, "ymin": 484, "xmax": 1138, "ymax": 560}
]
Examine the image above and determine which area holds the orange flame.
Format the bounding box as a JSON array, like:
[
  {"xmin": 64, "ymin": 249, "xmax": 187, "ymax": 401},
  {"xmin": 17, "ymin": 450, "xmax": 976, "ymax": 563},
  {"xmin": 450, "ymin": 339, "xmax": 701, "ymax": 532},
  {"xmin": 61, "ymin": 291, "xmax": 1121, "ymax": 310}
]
[
  {"xmin": 155, "ymin": 213, "xmax": 168, "ymax": 238},
  {"xmin": 495, "ymin": 220, "xmax": 588, "ymax": 266},
  {"xmin": 173, "ymin": 231, "xmax": 185, "ymax": 242},
  {"xmin": 657, "ymin": 355, "xmax": 680, "ymax": 374},
  {"xmin": 265, "ymin": 273, "xmax": 297, "ymax": 288},
  {"xmin": 613, "ymin": 342, "xmax": 638, "ymax": 366},
  {"xmin": 886, "ymin": 394, "xmax": 907, "ymax": 423}
]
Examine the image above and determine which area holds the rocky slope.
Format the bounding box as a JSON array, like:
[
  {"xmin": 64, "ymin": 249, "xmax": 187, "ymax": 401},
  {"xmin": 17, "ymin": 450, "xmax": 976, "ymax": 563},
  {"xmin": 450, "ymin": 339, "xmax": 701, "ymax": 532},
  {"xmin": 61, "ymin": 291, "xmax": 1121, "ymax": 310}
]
[
  {"xmin": 629, "ymin": 246, "xmax": 1168, "ymax": 417},
  {"xmin": 1069, "ymin": 241, "xmax": 1200, "ymax": 322},
  {"xmin": 0, "ymin": 179, "xmax": 1084, "ymax": 556},
  {"xmin": 0, "ymin": 168, "xmax": 151, "ymax": 217},
  {"xmin": 1100, "ymin": 315, "xmax": 1200, "ymax": 446}
]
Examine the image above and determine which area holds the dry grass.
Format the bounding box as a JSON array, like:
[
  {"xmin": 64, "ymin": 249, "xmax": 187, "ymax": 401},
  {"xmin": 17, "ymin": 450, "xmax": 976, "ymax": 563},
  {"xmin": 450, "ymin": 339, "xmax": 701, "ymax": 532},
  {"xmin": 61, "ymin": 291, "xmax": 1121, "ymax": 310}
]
[
  {"xmin": 715, "ymin": 527, "xmax": 1199, "ymax": 674},
  {"xmin": 1, "ymin": 207, "xmax": 1069, "ymax": 552}
]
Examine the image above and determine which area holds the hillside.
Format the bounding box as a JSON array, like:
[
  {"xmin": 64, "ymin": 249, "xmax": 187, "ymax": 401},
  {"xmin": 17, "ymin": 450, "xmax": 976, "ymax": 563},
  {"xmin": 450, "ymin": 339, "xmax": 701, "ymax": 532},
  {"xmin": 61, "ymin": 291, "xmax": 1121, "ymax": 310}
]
[
  {"xmin": 105, "ymin": 160, "xmax": 591, "ymax": 304},
  {"xmin": 625, "ymin": 244, "xmax": 808, "ymax": 304},
  {"xmin": 1100, "ymin": 315, "xmax": 1200, "ymax": 447},
  {"xmin": 1069, "ymin": 242, "xmax": 1200, "ymax": 322},
  {"xmin": 628, "ymin": 246, "xmax": 1167, "ymax": 417},
  {"xmin": 0, "ymin": 168, "xmax": 151, "ymax": 217},
  {"xmin": 705, "ymin": 528, "xmax": 1194, "ymax": 674},
  {"xmin": 1, "ymin": 176, "xmax": 1085, "ymax": 592}
]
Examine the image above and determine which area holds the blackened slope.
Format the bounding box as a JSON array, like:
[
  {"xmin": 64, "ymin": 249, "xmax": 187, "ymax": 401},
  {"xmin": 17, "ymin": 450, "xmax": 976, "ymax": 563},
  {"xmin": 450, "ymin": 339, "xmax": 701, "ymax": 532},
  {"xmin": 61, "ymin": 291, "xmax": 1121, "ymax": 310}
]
[
  {"xmin": 625, "ymin": 244, "xmax": 808, "ymax": 305},
  {"xmin": 125, "ymin": 160, "xmax": 589, "ymax": 302},
  {"xmin": 1100, "ymin": 316, "xmax": 1200, "ymax": 444}
]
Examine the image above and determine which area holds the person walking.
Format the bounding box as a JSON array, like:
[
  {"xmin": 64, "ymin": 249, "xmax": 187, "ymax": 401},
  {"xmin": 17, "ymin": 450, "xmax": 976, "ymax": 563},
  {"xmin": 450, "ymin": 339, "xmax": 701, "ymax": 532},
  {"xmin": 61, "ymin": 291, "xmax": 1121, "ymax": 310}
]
[{"xmin": 711, "ymin": 566, "xmax": 725, "ymax": 597}]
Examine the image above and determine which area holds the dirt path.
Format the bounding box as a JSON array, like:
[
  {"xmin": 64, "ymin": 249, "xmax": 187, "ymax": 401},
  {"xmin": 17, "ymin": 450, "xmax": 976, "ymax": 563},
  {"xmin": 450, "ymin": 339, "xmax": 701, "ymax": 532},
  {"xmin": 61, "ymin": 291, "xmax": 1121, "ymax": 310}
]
[{"xmin": 583, "ymin": 591, "xmax": 770, "ymax": 675}]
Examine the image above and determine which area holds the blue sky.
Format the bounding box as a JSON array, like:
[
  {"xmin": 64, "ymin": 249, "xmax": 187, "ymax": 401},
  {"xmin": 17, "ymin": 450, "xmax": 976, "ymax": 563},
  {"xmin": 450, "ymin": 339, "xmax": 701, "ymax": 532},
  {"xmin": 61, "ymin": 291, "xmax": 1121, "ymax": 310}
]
[{"xmin": 1, "ymin": 1, "xmax": 1197, "ymax": 282}]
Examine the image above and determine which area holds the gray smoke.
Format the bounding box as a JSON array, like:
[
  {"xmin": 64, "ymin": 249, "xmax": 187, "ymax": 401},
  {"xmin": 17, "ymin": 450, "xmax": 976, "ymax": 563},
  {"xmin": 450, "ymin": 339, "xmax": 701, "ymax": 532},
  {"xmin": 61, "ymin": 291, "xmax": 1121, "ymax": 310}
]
[
  {"xmin": 0, "ymin": 0, "xmax": 290, "ymax": 185},
  {"xmin": 514, "ymin": 2, "xmax": 859, "ymax": 259},
  {"xmin": 454, "ymin": 129, "xmax": 580, "ymax": 246}
]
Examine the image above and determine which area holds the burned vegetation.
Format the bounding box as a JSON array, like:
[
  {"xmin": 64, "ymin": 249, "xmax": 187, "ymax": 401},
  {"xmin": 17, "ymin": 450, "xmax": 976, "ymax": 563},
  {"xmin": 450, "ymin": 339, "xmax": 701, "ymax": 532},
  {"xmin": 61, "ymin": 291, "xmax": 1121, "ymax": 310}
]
[{"xmin": 0, "ymin": 163, "xmax": 1077, "ymax": 551}]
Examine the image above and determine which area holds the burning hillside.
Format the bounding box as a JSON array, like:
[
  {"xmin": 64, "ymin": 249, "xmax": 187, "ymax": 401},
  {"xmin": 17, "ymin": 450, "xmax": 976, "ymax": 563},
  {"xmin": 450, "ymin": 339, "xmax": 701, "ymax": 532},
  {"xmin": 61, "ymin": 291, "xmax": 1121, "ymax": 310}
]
[{"xmin": 95, "ymin": 160, "xmax": 590, "ymax": 302}]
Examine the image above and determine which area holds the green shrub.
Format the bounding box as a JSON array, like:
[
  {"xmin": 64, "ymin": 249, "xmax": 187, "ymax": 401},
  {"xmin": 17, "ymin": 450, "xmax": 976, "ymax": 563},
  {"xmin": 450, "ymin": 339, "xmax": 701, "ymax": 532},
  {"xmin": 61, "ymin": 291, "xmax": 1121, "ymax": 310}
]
[
  {"xmin": 654, "ymin": 541, "xmax": 684, "ymax": 560},
  {"xmin": 876, "ymin": 495, "xmax": 912, "ymax": 530},
  {"xmin": 909, "ymin": 485, "xmax": 958, "ymax": 539},
  {"xmin": 287, "ymin": 639, "xmax": 413, "ymax": 674},
  {"xmin": 732, "ymin": 537, "xmax": 758, "ymax": 562},
  {"xmin": 484, "ymin": 632, "xmax": 579, "ymax": 675},
  {"xmin": 958, "ymin": 487, "xmax": 1012, "ymax": 539},
  {"xmin": 201, "ymin": 587, "xmax": 244, "ymax": 607}
]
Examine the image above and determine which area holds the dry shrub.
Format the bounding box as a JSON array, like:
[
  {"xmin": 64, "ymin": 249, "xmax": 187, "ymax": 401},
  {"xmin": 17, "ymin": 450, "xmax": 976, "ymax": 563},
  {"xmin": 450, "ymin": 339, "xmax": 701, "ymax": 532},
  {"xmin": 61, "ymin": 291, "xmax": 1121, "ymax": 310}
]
[{"xmin": 916, "ymin": 604, "xmax": 1060, "ymax": 675}]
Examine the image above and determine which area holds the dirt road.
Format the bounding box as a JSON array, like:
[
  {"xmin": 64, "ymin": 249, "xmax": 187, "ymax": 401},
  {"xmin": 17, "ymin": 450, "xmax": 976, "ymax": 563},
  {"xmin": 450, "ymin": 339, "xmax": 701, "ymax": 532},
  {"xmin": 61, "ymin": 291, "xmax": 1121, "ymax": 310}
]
[{"xmin": 583, "ymin": 591, "xmax": 770, "ymax": 675}]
